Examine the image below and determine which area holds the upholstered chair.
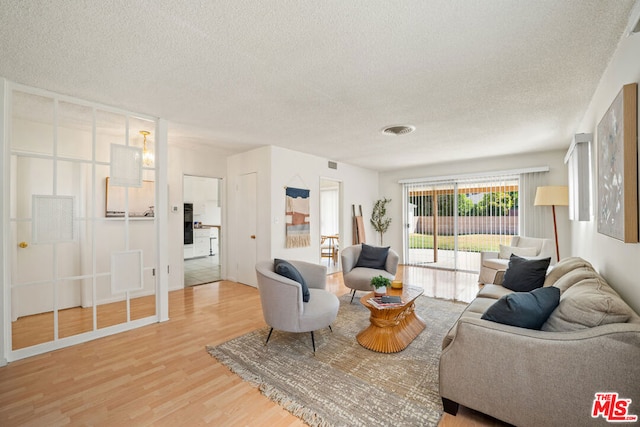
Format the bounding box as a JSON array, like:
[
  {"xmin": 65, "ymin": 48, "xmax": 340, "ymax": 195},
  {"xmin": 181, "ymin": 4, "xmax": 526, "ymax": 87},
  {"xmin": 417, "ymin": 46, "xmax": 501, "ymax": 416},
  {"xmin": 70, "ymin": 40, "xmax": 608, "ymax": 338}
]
[
  {"xmin": 255, "ymin": 259, "xmax": 339, "ymax": 352},
  {"xmin": 341, "ymin": 244, "xmax": 399, "ymax": 303},
  {"xmin": 477, "ymin": 236, "xmax": 555, "ymax": 285}
]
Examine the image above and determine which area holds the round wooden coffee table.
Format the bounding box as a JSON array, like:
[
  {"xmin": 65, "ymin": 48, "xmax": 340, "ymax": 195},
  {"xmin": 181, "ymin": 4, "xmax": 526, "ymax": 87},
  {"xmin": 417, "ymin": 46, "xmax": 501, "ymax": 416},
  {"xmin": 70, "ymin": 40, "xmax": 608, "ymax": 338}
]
[{"xmin": 356, "ymin": 286, "xmax": 426, "ymax": 353}]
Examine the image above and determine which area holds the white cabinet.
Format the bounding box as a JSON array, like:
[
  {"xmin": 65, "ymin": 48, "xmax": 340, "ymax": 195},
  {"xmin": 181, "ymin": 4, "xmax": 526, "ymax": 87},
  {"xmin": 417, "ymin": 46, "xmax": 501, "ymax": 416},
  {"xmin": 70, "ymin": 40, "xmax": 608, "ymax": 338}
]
[
  {"xmin": 184, "ymin": 244, "xmax": 194, "ymax": 259},
  {"xmin": 193, "ymin": 229, "xmax": 209, "ymax": 257},
  {"xmin": 184, "ymin": 229, "xmax": 211, "ymax": 259}
]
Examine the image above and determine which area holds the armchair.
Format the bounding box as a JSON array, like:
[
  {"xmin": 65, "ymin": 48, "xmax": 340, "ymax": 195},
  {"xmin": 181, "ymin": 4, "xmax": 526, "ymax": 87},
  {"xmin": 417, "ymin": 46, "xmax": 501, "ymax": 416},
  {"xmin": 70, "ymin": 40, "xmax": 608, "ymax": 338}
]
[
  {"xmin": 255, "ymin": 260, "xmax": 340, "ymax": 352},
  {"xmin": 341, "ymin": 244, "xmax": 399, "ymax": 303},
  {"xmin": 477, "ymin": 236, "xmax": 555, "ymax": 285}
]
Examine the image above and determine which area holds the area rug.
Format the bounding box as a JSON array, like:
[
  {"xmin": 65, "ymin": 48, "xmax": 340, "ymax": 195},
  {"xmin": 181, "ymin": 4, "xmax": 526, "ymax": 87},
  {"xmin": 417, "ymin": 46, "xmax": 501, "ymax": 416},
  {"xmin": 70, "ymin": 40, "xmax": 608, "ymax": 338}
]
[{"xmin": 206, "ymin": 294, "xmax": 467, "ymax": 427}]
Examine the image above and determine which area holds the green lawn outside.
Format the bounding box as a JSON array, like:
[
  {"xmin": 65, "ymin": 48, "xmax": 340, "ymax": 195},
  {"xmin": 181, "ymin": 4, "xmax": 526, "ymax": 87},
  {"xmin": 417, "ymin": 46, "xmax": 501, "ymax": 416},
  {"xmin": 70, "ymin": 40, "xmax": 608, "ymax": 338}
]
[{"xmin": 409, "ymin": 233, "xmax": 512, "ymax": 252}]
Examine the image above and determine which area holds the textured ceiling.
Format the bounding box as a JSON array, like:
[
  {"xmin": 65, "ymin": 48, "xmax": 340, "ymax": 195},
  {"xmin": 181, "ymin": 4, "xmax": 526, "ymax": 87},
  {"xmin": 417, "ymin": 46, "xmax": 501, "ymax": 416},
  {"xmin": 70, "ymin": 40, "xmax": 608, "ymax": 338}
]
[{"xmin": 0, "ymin": 1, "xmax": 637, "ymax": 171}]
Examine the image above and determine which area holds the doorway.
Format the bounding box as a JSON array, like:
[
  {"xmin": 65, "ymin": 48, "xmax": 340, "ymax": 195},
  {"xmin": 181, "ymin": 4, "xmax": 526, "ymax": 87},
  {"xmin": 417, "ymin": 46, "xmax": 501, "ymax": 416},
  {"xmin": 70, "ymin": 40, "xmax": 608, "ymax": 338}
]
[
  {"xmin": 183, "ymin": 175, "xmax": 222, "ymax": 286},
  {"xmin": 320, "ymin": 178, "xmax": 342, "ymax": 273}
]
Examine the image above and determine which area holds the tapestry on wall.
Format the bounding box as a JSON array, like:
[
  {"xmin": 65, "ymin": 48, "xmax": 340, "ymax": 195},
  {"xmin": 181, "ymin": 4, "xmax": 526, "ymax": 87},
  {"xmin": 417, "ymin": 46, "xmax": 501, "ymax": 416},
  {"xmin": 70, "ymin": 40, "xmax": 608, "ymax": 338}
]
[{"xmin": 285, "ymin": 187, "xmax": 311, "ymax": 248}]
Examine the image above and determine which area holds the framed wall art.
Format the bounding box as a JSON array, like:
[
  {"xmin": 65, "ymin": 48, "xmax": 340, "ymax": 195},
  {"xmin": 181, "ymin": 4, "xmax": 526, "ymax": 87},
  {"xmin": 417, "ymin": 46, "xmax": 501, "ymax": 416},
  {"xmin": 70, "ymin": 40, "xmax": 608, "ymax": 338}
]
[{"xmin": 596, "ymin": 83, "xmax": 638, "ymax": 243}]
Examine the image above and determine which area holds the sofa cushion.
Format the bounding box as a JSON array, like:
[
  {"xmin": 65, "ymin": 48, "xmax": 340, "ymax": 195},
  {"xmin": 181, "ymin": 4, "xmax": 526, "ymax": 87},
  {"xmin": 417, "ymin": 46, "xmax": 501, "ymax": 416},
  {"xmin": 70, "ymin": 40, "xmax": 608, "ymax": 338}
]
[
  {"xmin": 503, "ymin": 255, "xmax": 551, "ymax": 292},
  {"xmin": 355, "ymin": 244, "xmax": 389, "ymax": 269},
  {"xmin": 541, "ymin": 276, "xmax": 634, "ymax": 332},
  {"xmin": 549, "ymin": 267, "xmax": 599, "ymax": 293},
  {"xmin": 477, "ymin": 284, "xmax": 514, "ymax": 300},
  {"xmin": 481, "ymin": 286, "xmax": 561, "ymax": 330},
  {"xmin": 543, "ymin": 257, "xmax": 594, "ymax": 288},
  {"xmin": 465, "ymin": 297, "xmax": 498, "ymax": 314},
  {"xmin": 274, "ymin": 258, "xmax": 310, "ymax": 302},
  {"xmin": 498, "ymin": 244, "xmax": 537, "ymax": 259},
  {"xmin": 482, "ymin": 258, "xmax": 509, "ymax": 271}
]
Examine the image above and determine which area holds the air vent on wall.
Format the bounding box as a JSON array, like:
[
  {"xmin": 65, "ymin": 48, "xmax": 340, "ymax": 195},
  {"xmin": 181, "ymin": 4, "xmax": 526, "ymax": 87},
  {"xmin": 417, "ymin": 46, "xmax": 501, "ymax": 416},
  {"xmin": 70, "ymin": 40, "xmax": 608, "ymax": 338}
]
[
  {"xmin": 382, "ymin": 125, "xmax": 415, "ymax": 136},
  {"xmin": 328, "ymin": 161, "xmax": 337, "ymax": 170}
]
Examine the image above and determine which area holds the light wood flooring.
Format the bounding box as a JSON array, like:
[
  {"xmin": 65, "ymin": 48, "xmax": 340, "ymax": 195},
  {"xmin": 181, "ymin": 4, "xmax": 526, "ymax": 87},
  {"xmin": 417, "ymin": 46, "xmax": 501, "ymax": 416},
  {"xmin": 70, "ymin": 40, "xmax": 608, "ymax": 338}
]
[{"xmin": 1, "ymin": 266, "xmax": 508, "ymax": 426}]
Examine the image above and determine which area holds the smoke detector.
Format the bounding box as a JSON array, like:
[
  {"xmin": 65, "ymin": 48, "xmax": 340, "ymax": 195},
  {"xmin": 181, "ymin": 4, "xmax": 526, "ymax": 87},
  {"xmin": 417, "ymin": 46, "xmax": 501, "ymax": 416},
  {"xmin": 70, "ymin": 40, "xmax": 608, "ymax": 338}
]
[{"xmin": 381, "ymin": 125, "xmax": 415, "ymax": 136}]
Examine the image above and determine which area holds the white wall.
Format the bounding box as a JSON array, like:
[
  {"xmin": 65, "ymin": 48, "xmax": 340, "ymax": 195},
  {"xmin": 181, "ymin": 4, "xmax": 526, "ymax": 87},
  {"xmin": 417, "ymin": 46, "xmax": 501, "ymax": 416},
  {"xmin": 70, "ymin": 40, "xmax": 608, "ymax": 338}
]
[
  {"xmin": 379, "ymin": 149, "xmax": 569, "ymax": 260},
  {"xmin": 226, "ymin": 145, "xmax": 379, "ymax": 283},
  {"xmin": 269, "ymin": 146, "xmax": 379, "ymax": 262},
  {"xmin": 571, "ymin": 28, "xmax": 640, "ymax": 313},
  {"xmin": 166, "ymin": 142, "xmax": 230, "ymax": 290}
]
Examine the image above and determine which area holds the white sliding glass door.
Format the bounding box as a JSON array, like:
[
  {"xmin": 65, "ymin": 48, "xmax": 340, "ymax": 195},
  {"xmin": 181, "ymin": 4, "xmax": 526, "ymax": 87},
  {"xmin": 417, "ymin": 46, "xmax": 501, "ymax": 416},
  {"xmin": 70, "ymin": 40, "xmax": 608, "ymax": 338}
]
[{"xmin": 403, "ymin": 175, "xmax": 520, "ymax": 272}]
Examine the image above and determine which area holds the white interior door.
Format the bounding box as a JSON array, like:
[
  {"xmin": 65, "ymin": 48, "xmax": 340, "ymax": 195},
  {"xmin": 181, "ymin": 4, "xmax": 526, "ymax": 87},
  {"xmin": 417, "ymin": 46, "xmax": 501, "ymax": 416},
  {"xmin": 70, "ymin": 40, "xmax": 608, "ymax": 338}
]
[{"xmin": 236, "ymin": 172, "xmax": 257, "ymax": 287}]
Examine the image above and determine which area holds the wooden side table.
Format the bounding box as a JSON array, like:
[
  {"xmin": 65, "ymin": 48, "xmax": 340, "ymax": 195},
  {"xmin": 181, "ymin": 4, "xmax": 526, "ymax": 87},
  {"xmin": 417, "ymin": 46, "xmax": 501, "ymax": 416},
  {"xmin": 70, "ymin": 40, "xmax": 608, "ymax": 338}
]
[{"xmin": 356, "ymin": 286, "xmax": 426, "ymax": 353}]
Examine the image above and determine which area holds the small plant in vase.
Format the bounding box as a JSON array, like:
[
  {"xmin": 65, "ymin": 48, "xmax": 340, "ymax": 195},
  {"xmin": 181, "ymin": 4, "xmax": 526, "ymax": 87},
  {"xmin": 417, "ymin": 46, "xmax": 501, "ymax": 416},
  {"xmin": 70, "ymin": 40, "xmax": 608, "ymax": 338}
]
[{"xmin": 371, "ymin": 275, "xmax": 391, "ymax": 296}]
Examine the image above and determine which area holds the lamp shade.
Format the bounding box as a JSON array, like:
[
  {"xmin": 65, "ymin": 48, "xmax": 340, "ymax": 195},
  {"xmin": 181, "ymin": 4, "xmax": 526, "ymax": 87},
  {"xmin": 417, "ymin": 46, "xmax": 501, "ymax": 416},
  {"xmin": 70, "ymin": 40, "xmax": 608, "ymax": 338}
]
[{"xmin": 534, "ymin": 186, "xmax": 569, "ymax": 206}]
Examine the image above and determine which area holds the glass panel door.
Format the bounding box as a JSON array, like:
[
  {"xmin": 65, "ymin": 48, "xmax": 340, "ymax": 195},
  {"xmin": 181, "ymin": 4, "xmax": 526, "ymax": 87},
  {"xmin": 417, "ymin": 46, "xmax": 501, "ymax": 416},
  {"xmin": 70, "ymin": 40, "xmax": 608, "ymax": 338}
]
[
  {"xmin": 8, "ymin": 87, "xmax": 158, "ymax": 357},
  {"xmin": 404, "ymin": 175, "xmax": 519, "ymax": 273}
]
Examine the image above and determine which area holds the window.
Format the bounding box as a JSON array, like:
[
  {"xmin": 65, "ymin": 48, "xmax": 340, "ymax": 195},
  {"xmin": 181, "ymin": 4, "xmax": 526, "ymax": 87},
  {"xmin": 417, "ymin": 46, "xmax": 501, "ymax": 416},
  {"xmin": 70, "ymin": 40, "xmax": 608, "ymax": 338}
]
[{"xmin": 401, "ymin": 167, "xmax": 548, "ymax": 272}]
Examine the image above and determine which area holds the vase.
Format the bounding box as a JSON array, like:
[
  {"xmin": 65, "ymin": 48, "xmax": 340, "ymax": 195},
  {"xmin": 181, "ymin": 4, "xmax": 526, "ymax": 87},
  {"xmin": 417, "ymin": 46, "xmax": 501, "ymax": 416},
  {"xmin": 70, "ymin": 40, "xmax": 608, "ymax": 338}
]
[{"xmin": 373, "ymin": 286, "xmax": 387, "ymax": 296}]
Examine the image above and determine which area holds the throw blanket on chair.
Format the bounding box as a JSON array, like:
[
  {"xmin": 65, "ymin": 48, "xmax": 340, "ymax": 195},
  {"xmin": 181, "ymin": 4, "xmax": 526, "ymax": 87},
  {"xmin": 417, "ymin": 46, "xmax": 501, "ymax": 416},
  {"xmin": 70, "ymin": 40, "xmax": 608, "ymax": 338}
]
[{"xmin": 285, "ymin": 187, "xmax": 311, "ymax": 248}]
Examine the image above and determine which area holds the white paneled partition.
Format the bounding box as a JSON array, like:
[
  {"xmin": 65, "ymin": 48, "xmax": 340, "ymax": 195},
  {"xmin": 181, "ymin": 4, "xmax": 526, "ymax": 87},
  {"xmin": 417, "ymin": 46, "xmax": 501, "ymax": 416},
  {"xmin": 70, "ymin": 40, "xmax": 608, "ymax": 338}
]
[{"xmin": 2, "ymin": 82, "xmax": 167, "ymax": 362}]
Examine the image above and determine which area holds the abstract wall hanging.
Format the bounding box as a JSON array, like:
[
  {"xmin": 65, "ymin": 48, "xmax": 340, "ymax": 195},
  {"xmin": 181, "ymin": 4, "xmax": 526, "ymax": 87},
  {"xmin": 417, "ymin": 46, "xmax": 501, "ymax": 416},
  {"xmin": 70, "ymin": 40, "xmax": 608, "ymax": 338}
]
[
  {"xmin": 285, "ymin": 186, "xmax": 311, "ymax": 248},
  {"xmin": 596, "ymin": 83, "xmax": 638, "ymax": 243}
]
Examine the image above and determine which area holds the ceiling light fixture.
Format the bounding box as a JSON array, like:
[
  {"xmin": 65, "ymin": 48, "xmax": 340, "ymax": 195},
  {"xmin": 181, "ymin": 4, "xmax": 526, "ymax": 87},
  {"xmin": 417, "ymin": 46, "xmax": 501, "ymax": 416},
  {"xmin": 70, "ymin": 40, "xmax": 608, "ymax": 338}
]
[
  {"xmin": 140, "ymin": 130, "xmax": 154, "ymax": 166},
  {"xmin": 381, "ymin": 125, "xmax": 415, "ymax": 136}
]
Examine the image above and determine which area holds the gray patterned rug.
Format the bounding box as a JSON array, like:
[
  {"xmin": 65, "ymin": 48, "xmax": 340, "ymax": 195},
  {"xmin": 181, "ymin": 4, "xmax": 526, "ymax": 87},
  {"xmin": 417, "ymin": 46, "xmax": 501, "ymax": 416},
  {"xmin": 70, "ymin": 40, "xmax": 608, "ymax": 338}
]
[{"xmin": 206, "ymin": 293, "xmax": 467, "ymax": 427}]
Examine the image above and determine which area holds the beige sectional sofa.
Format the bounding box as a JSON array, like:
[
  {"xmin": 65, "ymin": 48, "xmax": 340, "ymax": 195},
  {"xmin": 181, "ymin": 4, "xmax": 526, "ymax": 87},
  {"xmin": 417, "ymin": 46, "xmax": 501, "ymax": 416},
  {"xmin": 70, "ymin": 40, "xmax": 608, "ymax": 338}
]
[{"xmin": 439, "ymin": 257, "xmax": 640, "ymax": 427}]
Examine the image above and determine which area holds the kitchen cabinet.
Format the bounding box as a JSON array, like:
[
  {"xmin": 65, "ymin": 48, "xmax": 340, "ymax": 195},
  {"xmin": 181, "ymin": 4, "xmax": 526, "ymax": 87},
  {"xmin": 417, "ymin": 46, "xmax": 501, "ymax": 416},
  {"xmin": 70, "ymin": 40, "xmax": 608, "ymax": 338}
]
[
  {"xmin": 194, "ymin": 229, "xmax": 210, "ymax": 257},
  {"xmin": 184, "ymin": 228, "xmax": 210, "ymax": 259}
]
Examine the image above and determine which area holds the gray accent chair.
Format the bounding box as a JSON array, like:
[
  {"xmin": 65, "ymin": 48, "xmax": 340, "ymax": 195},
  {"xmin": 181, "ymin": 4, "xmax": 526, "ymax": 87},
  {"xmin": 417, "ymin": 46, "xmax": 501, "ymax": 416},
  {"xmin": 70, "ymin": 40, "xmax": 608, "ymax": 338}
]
[
  {"xmin": 478, "ymin": 236, "xmax": 555, "ymax": 285},
  {"xmin": 255, "ymin": 260, "xmax": 339, "ymax": 352},
  {"xmin": 341, "ymin": 244, "xmax": 399, "ymax": 303}
]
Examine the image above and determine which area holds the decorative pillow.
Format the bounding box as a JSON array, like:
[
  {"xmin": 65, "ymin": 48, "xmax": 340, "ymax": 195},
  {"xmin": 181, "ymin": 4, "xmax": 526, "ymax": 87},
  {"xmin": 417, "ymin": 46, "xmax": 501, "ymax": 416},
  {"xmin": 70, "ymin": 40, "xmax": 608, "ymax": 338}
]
[
  {"xmin": 355, "ymin": 244, "xmax": 390, "ymax": 270},
  {"xmin": 502, "ymin": 254, "xmax": 551, "ymax": 292},
  {"xmin": 498, "ymin": 244, "xmax": 537, "ymax": 260},
  {"xmin": 541, "ymin": 276, "xmax": 633, "ymax": 332},
  {"xmin": 481, "ymin": 286, "xmax": 561, "ymax": 330},
  {"xmin": 274, "ymin": 259, "xmax": 310, "ymax": 302}
]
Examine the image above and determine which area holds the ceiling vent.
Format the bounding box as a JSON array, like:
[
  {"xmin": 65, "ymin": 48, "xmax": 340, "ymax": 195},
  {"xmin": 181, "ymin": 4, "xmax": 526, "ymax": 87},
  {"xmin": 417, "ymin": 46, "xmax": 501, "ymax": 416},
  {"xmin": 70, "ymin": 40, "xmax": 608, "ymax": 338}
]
[{"xmin": 382, "ymin": 125, "xmax": 415, "ymax": 136}]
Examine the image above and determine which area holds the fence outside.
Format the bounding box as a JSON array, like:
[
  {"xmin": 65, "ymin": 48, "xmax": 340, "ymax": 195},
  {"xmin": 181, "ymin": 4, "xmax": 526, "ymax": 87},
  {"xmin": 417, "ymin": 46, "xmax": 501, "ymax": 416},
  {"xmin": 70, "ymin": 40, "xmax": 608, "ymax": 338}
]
[{"xmin": 413, "ymin": 216, "xmax": 519, "ymax": 236}]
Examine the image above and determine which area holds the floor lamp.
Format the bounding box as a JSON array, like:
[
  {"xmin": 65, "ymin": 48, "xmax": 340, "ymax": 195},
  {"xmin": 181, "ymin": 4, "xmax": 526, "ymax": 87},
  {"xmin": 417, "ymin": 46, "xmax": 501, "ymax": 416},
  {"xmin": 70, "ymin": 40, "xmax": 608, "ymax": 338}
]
[{"xmin": 534, "ymin": 186, "xmax": 569, "ymax": 262}]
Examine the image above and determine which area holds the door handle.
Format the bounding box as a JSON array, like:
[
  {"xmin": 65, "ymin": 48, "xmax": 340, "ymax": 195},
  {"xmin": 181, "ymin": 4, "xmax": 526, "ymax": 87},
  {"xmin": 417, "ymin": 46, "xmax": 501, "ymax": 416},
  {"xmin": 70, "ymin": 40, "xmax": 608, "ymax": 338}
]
[
  {"xmin": 19, "ymin": 242, "xmax": 28, "ymax": 248},
  {"xmin": 250, "ymin": 235, "xmax": 256, "ymax": 239}
]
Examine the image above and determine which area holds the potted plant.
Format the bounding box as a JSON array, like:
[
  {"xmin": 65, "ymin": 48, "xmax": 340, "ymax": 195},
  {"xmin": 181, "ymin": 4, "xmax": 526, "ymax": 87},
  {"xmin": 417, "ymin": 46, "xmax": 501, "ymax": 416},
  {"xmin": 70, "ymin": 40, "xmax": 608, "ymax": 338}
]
[
  {"xmin": 371, "ymin": 198, "xmax": 392, "ymax": 245},
  {"xmin": 371, "ymin": 275, "xmax": 391, "ymax": 296}
]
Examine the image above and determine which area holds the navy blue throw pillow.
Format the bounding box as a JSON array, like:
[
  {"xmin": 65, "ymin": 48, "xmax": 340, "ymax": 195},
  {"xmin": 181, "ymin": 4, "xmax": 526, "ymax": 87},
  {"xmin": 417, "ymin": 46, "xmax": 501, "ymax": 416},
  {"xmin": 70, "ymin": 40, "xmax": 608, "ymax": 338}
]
[
  {"xmin": 355, "ymin": 244, "xmax": 390, "ymax": 270},
  {"xmin": 274, "ymin": 259, "xmax": 310, "ymax": 302},
  {"xmin": 481, "ymin": 286, "xmax": 561, "ymax": 330},
  {"xmin": 502, "ymin": 254, "xmax": 551, "ymax": 292}
]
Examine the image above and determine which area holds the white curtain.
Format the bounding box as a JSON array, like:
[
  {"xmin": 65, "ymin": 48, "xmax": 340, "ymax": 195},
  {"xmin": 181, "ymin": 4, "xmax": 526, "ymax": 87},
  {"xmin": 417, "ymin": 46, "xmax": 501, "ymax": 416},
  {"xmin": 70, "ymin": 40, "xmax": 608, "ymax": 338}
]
[
  {"xmin": 320, "ymin": 188, "xmax": 339, "ymax": 235},
  {"xmin": 519, "ymin": 171, "xmax": 551, "ymax": 239}
]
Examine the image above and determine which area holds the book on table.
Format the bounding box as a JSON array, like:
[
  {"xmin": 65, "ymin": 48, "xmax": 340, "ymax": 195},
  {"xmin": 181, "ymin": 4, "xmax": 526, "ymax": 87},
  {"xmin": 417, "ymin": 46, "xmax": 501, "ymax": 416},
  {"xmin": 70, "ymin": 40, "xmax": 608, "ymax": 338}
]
[{"xmin": 368, "ymin": 296, "xmax": 403, "ymax": 309}]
